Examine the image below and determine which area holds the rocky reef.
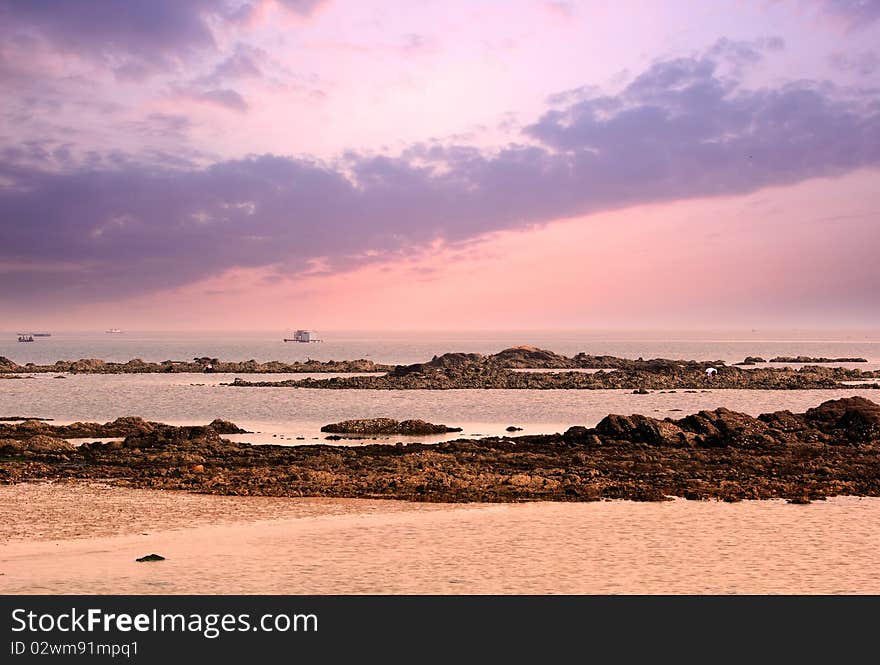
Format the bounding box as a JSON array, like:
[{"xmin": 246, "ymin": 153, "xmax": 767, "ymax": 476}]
[
  {"xmin": 0, "ymin": 356, "xmax": 391, "ymax": 374},
  {"xmin": 734, "ymin": 356, "xmax": 767, "ymax": 365},
  {"xmin": 4, "ymin": 347, "xmax": 875, "ymax": 390},
  {"xmin": 226, "ymin": 347, "xmax": 880, "ymax": 390},
  {"xmin": 321, "ymin": 418, "xmax": 462, "ymax": 435},
  {"xmin": 0, "ymin": 416, "xmax": 247, "ymax": 440},
  {"xmin": 3, "ymin": 397, "xmax": 880, "ymax": 503},
  {"xmin": 768, "ymin": 356, "xmax": 868, "ymax": 363}
]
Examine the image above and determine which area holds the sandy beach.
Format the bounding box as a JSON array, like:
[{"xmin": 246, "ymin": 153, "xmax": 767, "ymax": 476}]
[{"xmin": 2, "ymin": 481, "xmax": 879, "ymax": 595}]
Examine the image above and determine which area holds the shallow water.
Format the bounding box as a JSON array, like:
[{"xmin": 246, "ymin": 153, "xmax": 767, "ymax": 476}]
[
  {"xmin": 1, "ymin": 371, "xmax": 879, "ymax": 443},
  {"xmin": 1, "ymin": 483, "xmax": 877, "ymax": 594}
]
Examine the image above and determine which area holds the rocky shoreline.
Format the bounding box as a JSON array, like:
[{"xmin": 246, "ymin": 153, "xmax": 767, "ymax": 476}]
[
  {"xmin": 225, "ymin": 347, "xmax": 880, "ymax": 390},
  {"xmin": 3, "ymin": 347, "xmax": 872, "ymax": 389},
  {"xmin": 2, "ymin": 397, "xmax": 880, "ymax": 503},
  {"xmin": 0, "ymin": 356, "xmax": 391, "ymax": 374}
]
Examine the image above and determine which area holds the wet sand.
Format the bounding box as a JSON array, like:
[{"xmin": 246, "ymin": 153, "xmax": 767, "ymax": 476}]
[{"xmin": 2, "ymin": 482, "xmax": 878, "ymax": 595}]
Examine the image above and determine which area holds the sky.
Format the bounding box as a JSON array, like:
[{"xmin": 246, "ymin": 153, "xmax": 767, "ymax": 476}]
[{"xmin": 1, "ymin": 0, "xmax": 879, "ymax": 330}]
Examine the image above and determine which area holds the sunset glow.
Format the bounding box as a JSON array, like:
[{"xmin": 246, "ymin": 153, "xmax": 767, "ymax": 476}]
[{"xmin": 2, "ymin": 0, "xmax": 879, "ymax": 329}]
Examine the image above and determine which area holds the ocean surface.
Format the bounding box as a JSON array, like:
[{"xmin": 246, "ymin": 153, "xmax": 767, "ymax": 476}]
[
  {"xmin": 2, "ymin": 483, "xmax": 878, "ymax": 594},
  {"xmin": 4, "ymin": 328, "xmax": 880, "ymax": 366}
]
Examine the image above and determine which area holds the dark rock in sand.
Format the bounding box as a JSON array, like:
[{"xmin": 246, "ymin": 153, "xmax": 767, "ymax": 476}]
[
  {"xmin": 320, "ymin": 418, "xmax": 462, "ymax": 435},
  {"xmin": 136, "ymin": 554, "xmax": 165, "ymax": 562},
  {"xmin": 632, "ymin": 388, "xmax": 650, "ymax": 394}
]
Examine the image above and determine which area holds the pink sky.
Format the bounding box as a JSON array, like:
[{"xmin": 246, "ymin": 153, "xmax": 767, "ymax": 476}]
[{"xmin": 1, "ymin": 0, "xmax": 879, "ymax": 329}]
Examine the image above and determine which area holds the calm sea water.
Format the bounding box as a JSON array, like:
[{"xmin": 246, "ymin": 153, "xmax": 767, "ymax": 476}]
[
  {"xmin": 3, "ymin": 329, "xmax": 880, "ymax": 366},
  {"xmin": 2, "ymin": 372, "xmax": 880, "ymax": 442},
  {"xmin": 2, "ymin": 330, "xmax": 879, "ymax": 441}
]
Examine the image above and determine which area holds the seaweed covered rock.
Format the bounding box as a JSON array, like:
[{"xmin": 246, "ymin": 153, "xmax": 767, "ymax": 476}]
[
  {"xmin": 0, "ymin": 435, "xmax": 74, "ymax": 454},
  {"xmin": 803, "ymin": 397, "xmax": 880, "ymax": 443},
  {"xmin": 320, "ymin": 418, "xmax": 462, "ymax": 435}
]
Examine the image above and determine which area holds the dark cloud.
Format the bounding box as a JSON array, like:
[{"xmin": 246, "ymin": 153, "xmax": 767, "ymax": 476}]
[
  {"xmin": 208, "ymin": 45, "xmax": 264, "ymax": 80},
  {"xmin": 0, "ymin": 0, "xmax": 329, "ymax": 76},
  {"xmin": 176, "ymin": 87, "xmax": 249, "ymax": 112},
  {"xmin": 274, "ymin": 0, "xmax": 328, "ymax": 16},
  {"xmin": 820, "ymin": 0, "xmax": 880, "ymax": 29},
  {"xmin": 2, "ymin": 43, "xmax": 880, "ymax": 306},
  {"xmin": 0, "ymin": 0, "xmax": 225, "ymax": 74},
  {"xmin": 829, "ymin": 50, "xmax": 880, "ymax": 75}
]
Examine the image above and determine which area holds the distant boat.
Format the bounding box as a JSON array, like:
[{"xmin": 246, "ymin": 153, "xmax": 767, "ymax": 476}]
[
  {"xmin": 17, "ymin": 335, "xmax": 34, "ymax": 343},
  {"xmin": 106, "ymin": 328, "xmax": 123, "ymax": 334},
  {"xmin": 283, "ymin": 329, "xmax": 322, "ymax": 343}
]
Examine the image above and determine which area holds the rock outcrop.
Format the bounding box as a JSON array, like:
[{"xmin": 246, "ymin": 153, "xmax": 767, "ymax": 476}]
[
  {"xmin": 3, "ymin": 398, "xmax": 880, "ymax": 503},
  {"xmin": 0, "ymin": 435, "xmax": 74, "ymax": 454},
  {"xmin": 769, "ymin": 356, "xmax": 868, "ymax": 363},
  {"xmin": 320, "ymin": 418, "xmax": 462, "ymax": 435},
  {"xmin": 491, "ymin": 346, "xmax": 576, "ymax": 368},
  {"xmin": 0, "ymin": 417, "xmax": 247, "ymax": 440},
  {"xmin": 227, "ymin": 348, "xmax": 880, "ymax": 390},
  {"xmin": 735, "ymin": 356, "xmax": 767, "ymax": 365},
  {"xmin": 0, "ymin": 357, "xmax": 392, "ymax": 374}
]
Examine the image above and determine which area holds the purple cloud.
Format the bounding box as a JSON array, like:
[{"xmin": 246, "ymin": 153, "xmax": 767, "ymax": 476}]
[
  {"xmin": 829, "ymin": 50, "xmax": 880, "ymax": 75},
  {"xmin": 1, "ymin": 43, "xmax": 879, "ymax": 306},
  {"xmin": 178, "ymin": 87, "xmax": 250, "ymax": 112},
  {"xmin": 820, "ymin": 0, "xmax": 880, "ymax": 29},
  {"xmin": 205, "ymin": 44, "xmax": 265, "ymax": 82},
  {"xmin": 0, "ymin": 0, "xmax": 328, "ymax": 76},
  {"xmin": 274, "ymin": 0, "xmax": 328, "ymax": 16},
  {"xmin": 0, "ymin": 0, "xmax": 224, "ymax": 74}
]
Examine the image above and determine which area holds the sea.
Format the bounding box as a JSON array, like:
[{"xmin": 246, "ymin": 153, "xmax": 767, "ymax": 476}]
[
  {"xmin": 3, "ymin": 329, "xmax": 880, "ymax": 594},
  {"xmin": 1, "ymin": 329, "xmax": 879, "ymax": 442}
]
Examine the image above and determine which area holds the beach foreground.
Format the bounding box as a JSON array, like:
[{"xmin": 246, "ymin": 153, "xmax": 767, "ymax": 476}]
[{"xmin": 1, "ymin": 482, "xmax": 878, "ymax": 594}]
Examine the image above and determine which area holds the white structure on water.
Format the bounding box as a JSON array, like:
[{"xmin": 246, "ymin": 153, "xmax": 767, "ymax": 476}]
[{"xmin": 284, "ymin": 330, "xmax": 322, "ymax": 343}]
